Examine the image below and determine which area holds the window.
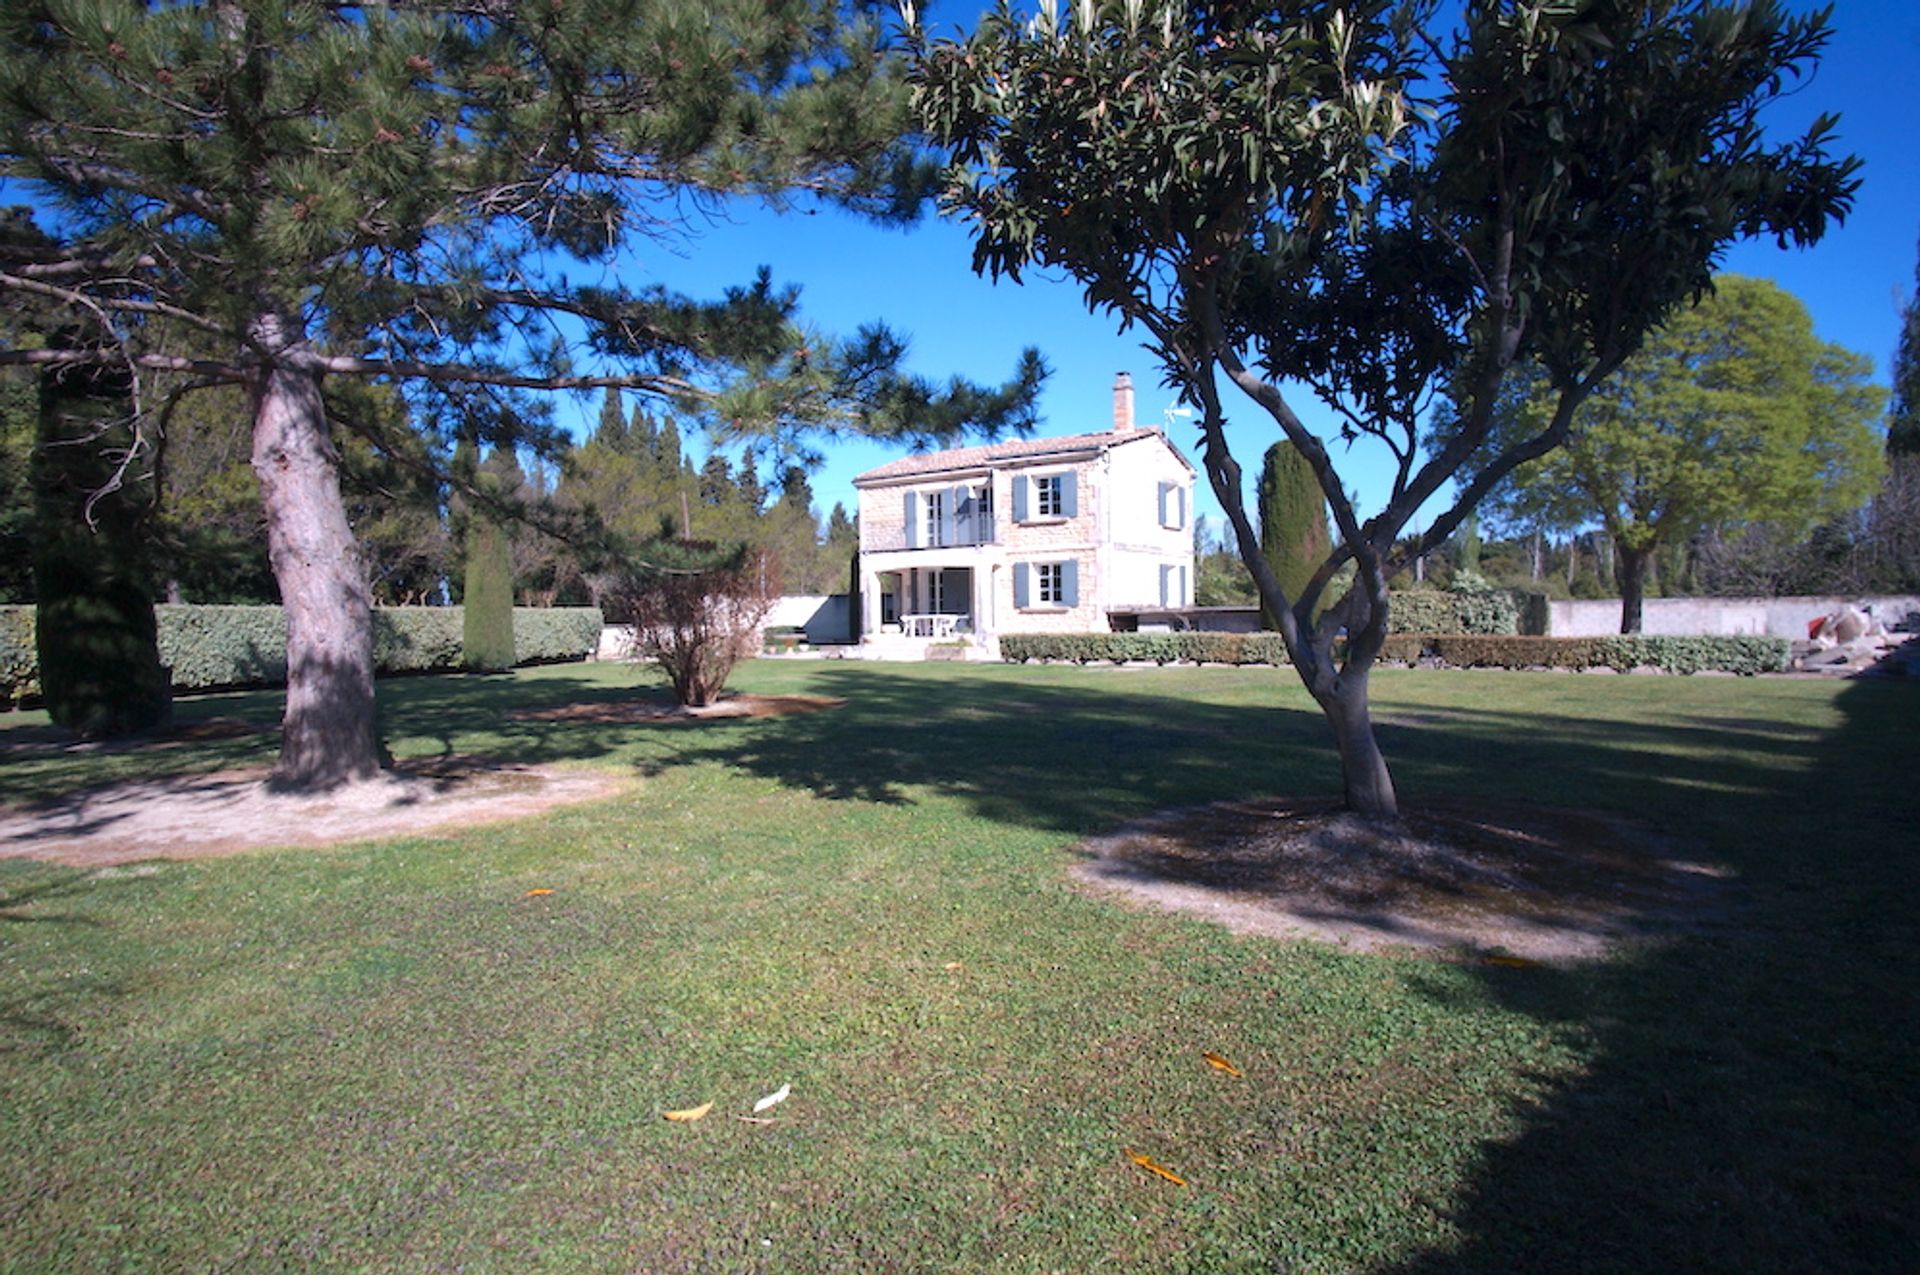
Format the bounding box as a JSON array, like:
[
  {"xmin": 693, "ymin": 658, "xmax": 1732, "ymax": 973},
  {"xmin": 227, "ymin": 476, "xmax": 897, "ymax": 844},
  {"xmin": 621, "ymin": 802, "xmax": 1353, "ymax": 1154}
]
[
  {"xmin": 1014, "ymin": 559, "xmax": 1078, "ymax": 609},
  {"xmin": 1036, "ymin": 474, "xmax": 1064, "ymax": 518},
  {"xmin": 1158, "ymin": 481, "xmax": 1187, "ymax": 529},
  {"xmin": 1013, "ymin": 472, "xmax": 1075, "ymax": 522},
  {"xmin": 924, "ymin": 490, "xmax": 945, "ymax": 547}
]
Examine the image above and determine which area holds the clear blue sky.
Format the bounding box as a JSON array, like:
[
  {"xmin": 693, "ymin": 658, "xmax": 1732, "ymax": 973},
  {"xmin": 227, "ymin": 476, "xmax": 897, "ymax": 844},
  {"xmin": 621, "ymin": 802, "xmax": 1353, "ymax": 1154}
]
[{"xmin": 578, "ymin": 0, "xmax": 1920, "ymax": 540}]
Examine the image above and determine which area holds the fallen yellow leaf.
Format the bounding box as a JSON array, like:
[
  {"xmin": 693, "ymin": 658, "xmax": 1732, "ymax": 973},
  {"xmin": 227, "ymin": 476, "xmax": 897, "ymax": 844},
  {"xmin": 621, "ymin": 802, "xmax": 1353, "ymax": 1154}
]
[
  {"xmin": 1125, "ymin": 1149, "xmax": 1188, "ymax": 1187},
  {"xmin": 1481, "ymin": 954, "xmax": 1542, "ymax": 969},
  {"xmin": 1202, "ymin": 1051, "xmax": 1243, "ymax": 1077},
  {"xmin": 663, "ymin": 1101, "xmax": 713, "ymax": 1122},
  {"xmin": 525, "ymin": 888, "xmax": 555, "ymax": 897}
]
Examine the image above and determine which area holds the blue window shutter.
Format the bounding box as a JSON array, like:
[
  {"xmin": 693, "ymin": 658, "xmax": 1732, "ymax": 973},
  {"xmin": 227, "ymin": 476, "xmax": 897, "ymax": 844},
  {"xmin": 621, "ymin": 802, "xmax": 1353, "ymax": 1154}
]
[
  {"xmin": 1012, "ymin": 475, "xmax": 1029, "ymax": 522},
  {"xmin": 940, "ymin": 489, "xmax": 957, "ymax": 546},
  {"xmin": 1180, "ymin": 565, "xmax": 1189, "ymax": 606},
  {"xmin": 1176, "ymin": 486, "xmax": 1187, "ymax": 529},
  {"xmin": 1158, "ymin": 481, "xmax": 1171, "ymax": 527},
  {"xmin": 1061, "ymin": 559, "xmax": 1079, "ymax": 607},
  {"xmin": 1013, "ymin": 562, "xmax": 1030, "ymax": 608},
  {"xmin": 1159, "ymin": 564, "xmax": 1171, "ymax": 607},
  {"xmin": 1060, "ymin": 471, "xmax": 1078, "ymax": 518},
  {"xmin": 903, "ymin": 492, "xmax": 918, "ymax": 548}
]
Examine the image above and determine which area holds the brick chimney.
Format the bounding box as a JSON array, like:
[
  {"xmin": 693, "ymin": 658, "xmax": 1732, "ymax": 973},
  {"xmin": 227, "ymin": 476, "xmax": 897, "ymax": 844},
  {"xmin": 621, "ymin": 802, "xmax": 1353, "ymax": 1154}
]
[{"xmin": 1112, "ymin": 371, "xmax": 1136, "ymax": 433}]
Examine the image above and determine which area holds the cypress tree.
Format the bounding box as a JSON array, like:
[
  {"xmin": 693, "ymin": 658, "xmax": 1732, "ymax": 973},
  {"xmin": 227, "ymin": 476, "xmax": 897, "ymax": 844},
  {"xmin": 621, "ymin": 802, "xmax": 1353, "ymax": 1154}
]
[
  {"xmin": 1256, "ymin": 441, "xmax": 1331, "ymax": 629},
  {"xmin": 1892, "ymin": 232, "xmax": 1919, "ymax": 459},
  {"xmin": 1455, "ymin": 511, "xmax": 1482, "ymax": 578},
  {"xmin": 596, "ymin": 388, "xmax": 629, "ymax": 450},
  {"xmin": 32, "ymin": 358, "xmax": 171, "ymax": 737},
  {"xmin": 461, "ymin": 449, "xmax": 517, "ymax": 672}
]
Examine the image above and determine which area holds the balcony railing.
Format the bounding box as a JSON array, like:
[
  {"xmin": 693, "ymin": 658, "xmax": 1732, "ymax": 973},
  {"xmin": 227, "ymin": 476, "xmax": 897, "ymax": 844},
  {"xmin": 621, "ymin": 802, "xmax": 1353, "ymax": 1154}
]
[{"xmin": 865, "ymin": 514, "xmax": 998, "ymax": 554}]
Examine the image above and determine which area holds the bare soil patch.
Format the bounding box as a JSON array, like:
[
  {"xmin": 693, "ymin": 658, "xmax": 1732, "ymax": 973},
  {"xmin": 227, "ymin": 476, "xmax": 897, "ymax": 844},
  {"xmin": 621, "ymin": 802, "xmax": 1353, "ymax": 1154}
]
[
  {"xmin": 1074, "ymin": 797, "xmax": 1736, "ymax": 963},
  {"xmin": 0, "ymin": 758, "xmax": 630, "ymax": 868},
  {"xmin": 510, "ymin": 693, "xmax": 846, "ymax": 724}
]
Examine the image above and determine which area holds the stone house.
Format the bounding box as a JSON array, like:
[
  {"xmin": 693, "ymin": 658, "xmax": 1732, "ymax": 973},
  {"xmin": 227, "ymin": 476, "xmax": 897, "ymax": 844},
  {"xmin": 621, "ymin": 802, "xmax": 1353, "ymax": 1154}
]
[{"xmin": 852, "ymin": 373, "xmax": 1196, "ymax": 656}]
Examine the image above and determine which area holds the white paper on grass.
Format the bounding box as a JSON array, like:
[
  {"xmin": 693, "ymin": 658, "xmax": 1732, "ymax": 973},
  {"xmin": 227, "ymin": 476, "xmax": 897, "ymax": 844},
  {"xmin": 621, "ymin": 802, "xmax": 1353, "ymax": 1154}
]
[{"xmin": 752, "ymin": 1083, "xmax": 791, "ymax": 1114}]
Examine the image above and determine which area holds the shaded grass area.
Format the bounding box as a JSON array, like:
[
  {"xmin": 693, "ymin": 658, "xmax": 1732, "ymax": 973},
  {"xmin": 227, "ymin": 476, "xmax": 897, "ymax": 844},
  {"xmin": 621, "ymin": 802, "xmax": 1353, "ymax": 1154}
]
[{"xmin": 1, "ymin": 661, "xmax": 1916, "ymax": 1271}]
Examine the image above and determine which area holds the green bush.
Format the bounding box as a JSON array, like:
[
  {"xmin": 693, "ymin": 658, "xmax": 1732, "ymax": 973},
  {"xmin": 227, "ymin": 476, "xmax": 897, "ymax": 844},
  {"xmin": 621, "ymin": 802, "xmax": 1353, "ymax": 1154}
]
[
  {"xmin": 1386, "ymin": 591, "xmax": 1460, "ymax": 635},
  {"xmin": 997, "ymin": 629, "xmax": 1786, "ymax": 676},
  {"xmin": 513, "ymin": 608, "xmax": 604, "ymax": 664},
  {"xmin": 998, "ymin": 631, "xmax": 1294, "ymax": 666},
  {"xmin": 0, "ymin": 604, "xmax": 604, "ymax": 705},
  {"xmin": 157, "ymin": 605, "xmax": 290, "ymax": 690},
  {"xmin": 1413, "ymin": 634, "xmax": 1789, "ymax": 674},
  {"xmin": 1386, "ymin": 587, "xmax": 1532, "ymax": 636},
  {"xmin": 1, "ymin": 606, "xmax": 38, "ymax": 706}
]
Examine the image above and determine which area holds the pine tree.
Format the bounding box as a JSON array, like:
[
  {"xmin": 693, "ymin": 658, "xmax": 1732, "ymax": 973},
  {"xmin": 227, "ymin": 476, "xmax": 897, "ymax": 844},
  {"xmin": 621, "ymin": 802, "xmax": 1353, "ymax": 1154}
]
[
  {"xmin": 0, "ymin": 1, "xmax": 1042, "ymax": 790},
  {"xmin": 1257, "ymin": 441, "xmax": 1331, "ymax": 629}
]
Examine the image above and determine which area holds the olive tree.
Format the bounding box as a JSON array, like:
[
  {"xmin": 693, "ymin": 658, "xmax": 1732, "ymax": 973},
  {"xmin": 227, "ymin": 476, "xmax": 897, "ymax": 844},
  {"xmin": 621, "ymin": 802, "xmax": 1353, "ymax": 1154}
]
[{"xmin": 911, "ymin": 0, "xmax": 1858, "ymax": 816}]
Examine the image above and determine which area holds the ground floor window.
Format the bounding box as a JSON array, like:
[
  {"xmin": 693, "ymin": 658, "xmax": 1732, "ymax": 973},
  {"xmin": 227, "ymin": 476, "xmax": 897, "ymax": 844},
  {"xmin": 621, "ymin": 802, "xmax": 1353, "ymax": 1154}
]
[{"xmin": 1015, "ymin": 559, "xmax": 1078, "ymax": 609}]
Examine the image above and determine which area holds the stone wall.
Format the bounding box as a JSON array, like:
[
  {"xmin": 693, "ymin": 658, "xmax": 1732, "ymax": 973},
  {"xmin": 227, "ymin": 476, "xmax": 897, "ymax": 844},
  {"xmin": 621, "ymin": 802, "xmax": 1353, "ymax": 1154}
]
[{"xmin": 1545, "ymin": 594, "xmax": 1920, "ymax": 638}]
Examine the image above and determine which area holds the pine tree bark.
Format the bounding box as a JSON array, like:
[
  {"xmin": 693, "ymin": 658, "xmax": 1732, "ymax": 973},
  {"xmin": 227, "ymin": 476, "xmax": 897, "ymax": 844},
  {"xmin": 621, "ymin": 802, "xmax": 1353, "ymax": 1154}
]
[{"xmin": 249, "ymin": 311, "xmax": 381, "ymax": 790}]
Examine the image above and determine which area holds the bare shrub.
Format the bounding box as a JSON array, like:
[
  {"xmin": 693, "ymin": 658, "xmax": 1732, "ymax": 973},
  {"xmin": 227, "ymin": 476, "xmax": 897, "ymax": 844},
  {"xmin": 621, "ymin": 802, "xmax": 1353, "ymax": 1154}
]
[{"xmin": 599, "ymin": 542, "xmax": 777, "ymax": 706}]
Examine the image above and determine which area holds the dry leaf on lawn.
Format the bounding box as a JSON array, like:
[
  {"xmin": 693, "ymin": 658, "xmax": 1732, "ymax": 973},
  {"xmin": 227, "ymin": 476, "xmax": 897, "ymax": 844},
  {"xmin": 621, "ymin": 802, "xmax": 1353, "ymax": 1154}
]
[
  {"xmin": 1202, "ymin": 1051, "xmax": 1243, "ymax": 1076},
  {"xmin": 1125, "ymin": 1149, "xmax": 1188, "ymax": 1187},
  {"xmin": 663, "ymin": 1101, "xmax": 714, "ymax": 1122},
  {"xmin": 752, "ymin": 1083, "xmax": 791, "ymax": 1114}
]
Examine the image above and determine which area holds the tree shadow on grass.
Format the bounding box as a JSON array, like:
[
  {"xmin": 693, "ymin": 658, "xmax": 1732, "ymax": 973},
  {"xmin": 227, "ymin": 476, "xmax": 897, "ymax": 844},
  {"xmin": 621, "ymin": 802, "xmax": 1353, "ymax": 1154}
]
[
  {"xmin": 631, "ymin": 663, "xmax": 1916, "ymax": 1267},
  {"xmin": 625, "ymin": 663, "xmax": 1338, "ymax": 834},
  {"xmin": 0, "ymin": 874, "xmax": 120, "ymax": 1057},
  {"xmin": 1377, "ymin": 677, "xmax": 1920, "ymax": 1273}
]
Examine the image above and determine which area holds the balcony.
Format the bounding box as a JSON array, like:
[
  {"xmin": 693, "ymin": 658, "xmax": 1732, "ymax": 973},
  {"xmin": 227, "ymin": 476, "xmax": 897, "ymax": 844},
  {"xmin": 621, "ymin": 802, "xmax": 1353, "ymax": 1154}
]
[{"xmin": 865, "ymin": 512, "xmax": 999, "ymax": 554}]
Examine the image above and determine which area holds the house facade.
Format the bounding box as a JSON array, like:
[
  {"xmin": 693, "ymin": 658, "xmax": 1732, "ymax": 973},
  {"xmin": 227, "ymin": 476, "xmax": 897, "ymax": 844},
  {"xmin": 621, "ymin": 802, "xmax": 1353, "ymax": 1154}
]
[{"xmin": 853, "ymin": 374, "xmax": 1195, "ymax": 652}]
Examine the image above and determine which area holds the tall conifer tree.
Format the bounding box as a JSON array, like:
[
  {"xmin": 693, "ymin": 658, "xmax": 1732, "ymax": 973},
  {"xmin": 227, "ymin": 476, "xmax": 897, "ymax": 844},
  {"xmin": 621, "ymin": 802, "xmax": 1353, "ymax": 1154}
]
[{"xmin": 0, "ymin": 0, "xmax": 1041, "ymax": 789}]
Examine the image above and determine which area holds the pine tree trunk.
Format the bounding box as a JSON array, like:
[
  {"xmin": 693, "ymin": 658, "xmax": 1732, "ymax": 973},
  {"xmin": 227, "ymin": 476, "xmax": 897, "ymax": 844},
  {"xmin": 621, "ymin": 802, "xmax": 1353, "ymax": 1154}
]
[
  {"xmin": 249, "ymin": 314, "xmax": 381, "ymax": 790},
  {"xmin": 1615, "ymin": 543, "xmax": 1649, "ymax": 634}
]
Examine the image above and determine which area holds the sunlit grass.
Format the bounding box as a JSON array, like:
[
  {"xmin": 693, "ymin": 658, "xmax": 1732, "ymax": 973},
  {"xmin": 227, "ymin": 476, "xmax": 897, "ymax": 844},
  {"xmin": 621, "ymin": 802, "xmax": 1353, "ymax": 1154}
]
[{"xmin": 2, "ymin": 660, "xmax": 1914, "ymax": 1271}]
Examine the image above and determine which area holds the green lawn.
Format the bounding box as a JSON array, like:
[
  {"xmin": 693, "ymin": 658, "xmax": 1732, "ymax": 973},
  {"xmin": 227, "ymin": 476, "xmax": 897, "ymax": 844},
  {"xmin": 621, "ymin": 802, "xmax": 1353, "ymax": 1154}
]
[{"xmin": 2, "ymin": 660, "xmax": 1915, "ymax": 1272}]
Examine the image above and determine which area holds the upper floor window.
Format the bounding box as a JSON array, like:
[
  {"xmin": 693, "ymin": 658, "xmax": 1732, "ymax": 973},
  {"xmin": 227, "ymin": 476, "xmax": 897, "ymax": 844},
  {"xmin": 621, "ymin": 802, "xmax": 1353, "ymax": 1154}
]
[
  {"xmin": 1158, "ymin": 481, "xmax": 1187, "ymax": 530},
  {"xmin": 924, "ymin": 490, "xmax": 945, "ymax": 546},
  {"xmin": 1013, "ymin": 471, "xmax": 1076, "ymax": 522},
  {"xmin": 1036, "ymin": 475, "xmax": 1065, "ymax": 518}
]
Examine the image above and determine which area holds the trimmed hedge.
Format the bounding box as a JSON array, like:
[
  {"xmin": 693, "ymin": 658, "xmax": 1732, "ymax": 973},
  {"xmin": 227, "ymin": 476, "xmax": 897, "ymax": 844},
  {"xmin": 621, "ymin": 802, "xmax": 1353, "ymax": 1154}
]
[
  {"xmin": 999, "ymin": 630, "xmax": 1789, "ymax": 675},
  {"xmin": 0, "ymin": 604, "xmax": 603, "ymax": 705},
  {"xmin": 513, "ymin": 608, "xmax": 606, "ymax": 665},
  {"xmin": 1386, "ymin": 587, "xmax": 1535, "ymax": 636},
  {"xmin": 1380, "ymin": 633, "xmax": 1790, "ymax": 675},
  {"xmin": 1000, "ymin": 632, "xmax": 1293, "ymax": 666}
]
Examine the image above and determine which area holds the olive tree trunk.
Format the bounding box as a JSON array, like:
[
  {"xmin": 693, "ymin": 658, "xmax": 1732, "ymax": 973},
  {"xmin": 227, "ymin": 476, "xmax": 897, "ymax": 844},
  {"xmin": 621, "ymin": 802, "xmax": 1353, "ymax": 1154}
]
[
  {"xmin": 249, "ymin": 312, "xmax": 381, "ymax": 790},
  {"xmin": 1318, "ymin": 668, "xmax": 1396, "ymax": 815}
]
